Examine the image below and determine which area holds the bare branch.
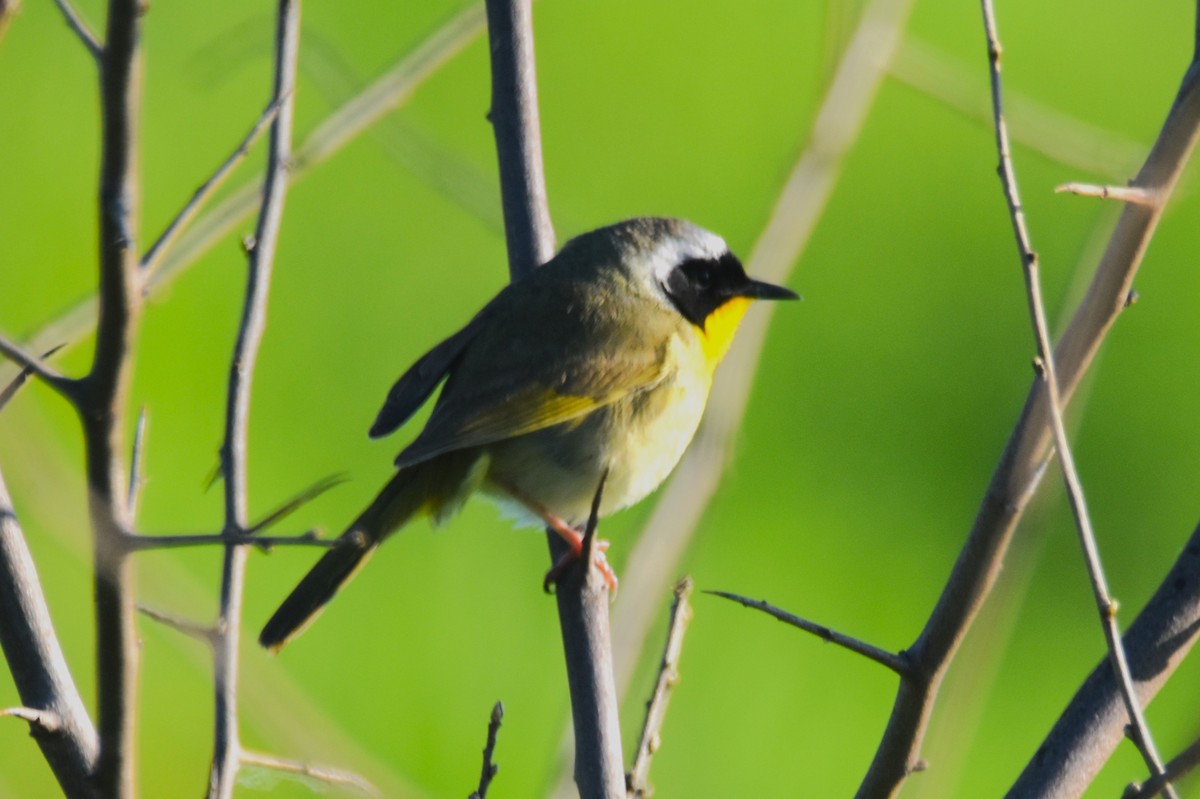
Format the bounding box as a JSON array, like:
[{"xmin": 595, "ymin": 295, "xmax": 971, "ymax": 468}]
[
  {"xmin": 83, "ymin": 1, "xmax": 148, "ymax": 795},
  {"xmin": 484, "ymin": 0, "xmax": 555, "ymax": 279},
  {"xmin": 981, "ymin": 0, "xmax": 1173, "ymax": 792},
  {"xmin": 468, "ymin": 702, "xmax": 504, "ymax": 799},
  {"xmin": 0, "ymin": 469, "xmax": 98, "ymax": 798},
  {"xmin": 240, "ymin": 749, "xmax": 378, "ymax": 796},
  {"xmin": 140, "ymin": 97, "xmax": 283, "ymax": 278},
  {"xmin": 125, "ymin": 530, "xmax": 332, "ymax": 551},
  {"xmin": 1126, "ymin": 737, "xmax": 1200, "ymax": 799},
  {"xmin": 708, "ymin": 591, "xmax": 908, "ymax": 675},
  {"xmin": 136, "ymin": 604, "xmax": 215, "ymax": 645},
  {"xmin": 51, "ymin": 0, "xmax": 102, "ymax": 61},
  {"xmin": 627, "ymin": 579, "xmax": 694, "ymax": 798},
  {"xmin": 1055, "ymin": 182, "xmax": 1159, "ymax": 206},
  {"xmin": 0, "ymin": 333, "xmax": 75, "ymax": 400},
  {"xmin": 483, "ymin": 1, "xmax": 623, "ymax": 797},
  {"xmin": 0, "ymin": 5, "xmax": 486, "ymax": 392},
  {"xmin": 208, "ymin": 4, "xmax": 300, "ymax": 797},
  {"xmin": 1010, "ymin": 518, "xmax": 1200, "ymax": 795},
  {"xmin": 858, "ymin": 5, "xmax": 1200, "ymax": 794}
]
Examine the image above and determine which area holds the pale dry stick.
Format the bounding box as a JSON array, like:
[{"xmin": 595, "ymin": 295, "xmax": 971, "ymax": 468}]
[
  {"xmin": 0, "ymin": 0, "xmax": 19, "ymax": 42},
  {"xmin": 1125, "ymin": 737, "xmax": 1200, "ymax": 799},
  {"xmin": 859, "ymin": 4, "xmax": 1200, "ymax": 794},
  {"xmin": 605, "ymin": 0, "xmax": 917, "ymax": 712},
  {"xmin": 468, "ymin": 702, "xmax": 504, "ymax": 799},
  {"xmin": 141, "ymin": 97, "xmax": 283, "ymax": 277},
  {"xmin": 240, "ymin": 749, "xmax": 378, "ymax": 796},
  {"xmin": 707, "ymin": 591, "xmax": 907, "ymax": 675},
  {"xmin": 0, "ymin": 4, "xmax": 486, "ymax": 390},
  {"xmin": 980, "ymin": 1, "xmax": 1174, "ymax": 793},
  {"xmin": 51, "ymin": 0, "xmax": 101, "ymax": 60},
  {"xmin": 0, "ymin": 469, "xmax": 98, "ymax": 798},
  {"xmin": 627, "ymin": 578, "xmax": 695, "ymax": 798},
  {"xmin": 1054, "ymin": 183, "xmax": 1158, "ymax": 206},
  {"xmin": 208, "ymin": 2, "xmax": 299, "ymax": 797},
  {"xmin": 890, "ymin": 38, "xmax": 1146, "ymax": 179},
  {"xmin": 483, "ymin": 1, "xmax": 624, "ymax": 798}
]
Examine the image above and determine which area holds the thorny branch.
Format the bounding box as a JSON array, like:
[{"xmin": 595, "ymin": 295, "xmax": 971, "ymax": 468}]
[{"xmin": 208, "ymin": 2, "xmax": 300, "ymax": 797}]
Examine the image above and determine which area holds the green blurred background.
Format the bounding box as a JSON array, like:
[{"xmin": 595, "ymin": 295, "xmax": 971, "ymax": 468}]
[{"xmin": 2, "ymin": 0, "xmax": 1199, "ymax": 796}]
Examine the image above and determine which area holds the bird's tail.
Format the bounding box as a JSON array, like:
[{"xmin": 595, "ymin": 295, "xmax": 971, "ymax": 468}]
[{"xmin": 259, "ymin": 452, "xmax": 485, "ymax": 652}]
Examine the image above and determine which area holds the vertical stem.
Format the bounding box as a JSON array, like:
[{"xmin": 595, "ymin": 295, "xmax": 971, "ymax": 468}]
[
  {"xmin": 88, "ymin": 1, "xmax": 143, "ymax": 796},
  {"xmin": 484, "ymin": 0, "xmax": 555, "ymax": 278},
  {"xmin": 484, "ymin": 1, "xmax": 624, "ymax": 796},
  {"xmin": 209, "ymin": 3, "xmax": 300, "ymax": 798}
]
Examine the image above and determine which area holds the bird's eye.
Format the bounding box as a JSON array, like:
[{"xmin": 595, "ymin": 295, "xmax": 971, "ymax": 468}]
[{"xmin": 681, "ymin": 259, "xmax": 717, "ymax": 290}]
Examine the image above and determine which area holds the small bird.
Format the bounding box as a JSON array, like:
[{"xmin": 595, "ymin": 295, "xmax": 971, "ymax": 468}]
[{"xmin": 259, "ymin": 217, "xmax": 798, "ymax": 651}]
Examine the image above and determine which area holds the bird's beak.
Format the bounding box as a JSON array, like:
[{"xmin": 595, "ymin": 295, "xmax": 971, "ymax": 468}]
[{"xmin": 735, "ymin": 278, "xmax": 800, "ymax": 301}]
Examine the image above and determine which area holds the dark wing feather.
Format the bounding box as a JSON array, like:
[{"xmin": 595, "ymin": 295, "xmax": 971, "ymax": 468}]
[{"xmin": 369, "ymin": 321, "xmax": 481, "ymax": 438}]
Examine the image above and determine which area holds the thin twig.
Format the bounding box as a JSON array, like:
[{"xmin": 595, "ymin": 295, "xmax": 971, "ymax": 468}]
[
  {"xmin": 1125, "ymin": 736, "xmax": 1200, "ymax": 799},
  {"xmin": 245, "ymin": 473, "xmax": 345, "ymax": 535},
  {"xmin": 207, "ymin": 4, "xmax": 300, "ymax": 797},
  {"xmin": 136, "ymin": 604, "xmax": 215, "ymax": 645},
  {"xmin": 51, "ymin": 0, "xmax": 102, "ymax": 61},
  {"xmin": 980, "ymin": 1, "xmax": 1174, "ymax": 793},
  {"xmin": 0, "ymin": 706, "xmax": 62, "ymax": 734},
  {"xmin": 627, "ymin": 579, "xmax": 695, "ymax": 798},
  {"xmin": 240, "ymin": 749, "xmax": 378, "ymax": 796},
  {"xmin": 468, "ymin": 702, "xmax": 504, "ymax": 799},
  {"xmin": 125, "ymin": 531, "xmax": 332, "ymax": 551},
  {"xmin": 707, "ymin": 591, "xmax": 908, "ymax": 675},
  {"xmin": 0, "ymin": 344, "xmax": 67, "ymax": 413},
  {"xmin": 140, "ymin": 97, "xmax": 284, "ymax": 278},
  {"xmin": 0, "ymin": 5, "xmax": 486, "ymax": 392},
  {"xmin": 0, "ymin": 333, "xmax": 74, "ymax": 400},
  {"xmin": 1054, "ymin": 182, "xmax": 1159, "ymax": 206},
  {"xmin": 126, "ymin": 407, "xmax": 147, "ymax": 518}
]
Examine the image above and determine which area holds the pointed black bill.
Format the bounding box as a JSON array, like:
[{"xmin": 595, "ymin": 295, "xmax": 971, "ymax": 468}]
[{"xmin": 735, "ymin": 278, "xmax": 800, "ymax": 301}]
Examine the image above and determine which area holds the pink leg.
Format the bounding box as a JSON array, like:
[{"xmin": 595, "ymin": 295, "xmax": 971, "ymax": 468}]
[{"xmin": 493, "ymin": 480, "xmax": 618, "ymax": 592}]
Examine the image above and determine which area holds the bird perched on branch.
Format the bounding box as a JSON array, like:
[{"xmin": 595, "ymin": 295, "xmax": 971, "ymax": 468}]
[{"xmin": 260, "ymin": 217, "xmax": 798, "ymax": 651}]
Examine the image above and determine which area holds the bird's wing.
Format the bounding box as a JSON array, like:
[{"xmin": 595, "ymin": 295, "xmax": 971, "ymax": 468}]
[
  {"xmin": 369, "ymin": 318, "xmax": 482, "ymax": 438},
  {"xmin": 393, "ymin": 272, "xmax": 675, "ymax": 468}
]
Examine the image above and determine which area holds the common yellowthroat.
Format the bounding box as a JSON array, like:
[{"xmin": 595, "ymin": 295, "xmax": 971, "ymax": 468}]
[{"xmin": 259, "ymin": 217, "xmax": 797, "ymax": 651}]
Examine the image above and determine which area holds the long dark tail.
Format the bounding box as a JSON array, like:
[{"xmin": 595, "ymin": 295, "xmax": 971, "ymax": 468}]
[{"xmin": 259, "ymin": 467, "xmax": 428, "ymax": 652}]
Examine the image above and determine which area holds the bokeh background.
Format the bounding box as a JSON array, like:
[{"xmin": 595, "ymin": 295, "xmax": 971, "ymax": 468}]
[{"xmin": 3, "ymin": 0, "xmax": 1200, "ymax": 796}]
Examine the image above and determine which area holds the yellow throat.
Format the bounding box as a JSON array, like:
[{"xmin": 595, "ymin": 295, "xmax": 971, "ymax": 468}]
[{"xmin": 698, "ymin": 296, "xmax": 752, "ymax": 370}]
